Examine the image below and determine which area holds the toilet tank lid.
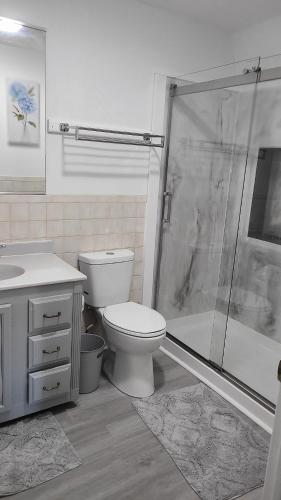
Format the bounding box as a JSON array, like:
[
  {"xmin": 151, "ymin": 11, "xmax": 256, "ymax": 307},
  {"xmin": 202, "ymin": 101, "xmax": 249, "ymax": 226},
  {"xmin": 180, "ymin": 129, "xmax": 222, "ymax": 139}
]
[{"xmin": 79, "ymin": 249, "xmax": 134, "ymax": 265}]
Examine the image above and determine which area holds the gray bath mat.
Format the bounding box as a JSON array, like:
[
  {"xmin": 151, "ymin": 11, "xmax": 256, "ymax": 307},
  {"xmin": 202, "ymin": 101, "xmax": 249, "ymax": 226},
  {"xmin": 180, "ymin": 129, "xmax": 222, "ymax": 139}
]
[
  {"xmin": 132, "ymin": 383, "xmax": 270, "ymax": 500},
  {"xmin": 0, "ymin": 411, "xmax": 81, "ymax": 496}
]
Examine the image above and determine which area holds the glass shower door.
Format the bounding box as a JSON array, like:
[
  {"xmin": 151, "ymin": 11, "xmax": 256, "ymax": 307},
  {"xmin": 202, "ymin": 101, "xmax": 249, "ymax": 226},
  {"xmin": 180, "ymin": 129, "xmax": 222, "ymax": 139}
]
[
  {"xmin": 155, "ymin": 73, "xmax": 258, "ymax": 363},
  {"xmin": 222, "ymin": 69, "xmax": 281, "ymax": 404}
]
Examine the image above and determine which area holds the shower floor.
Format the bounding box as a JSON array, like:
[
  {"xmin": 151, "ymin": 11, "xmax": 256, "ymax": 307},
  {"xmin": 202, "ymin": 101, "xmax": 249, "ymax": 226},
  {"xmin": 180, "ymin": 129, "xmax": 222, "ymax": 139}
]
[{"xmin": 167, "ymin": 311, "xmax": 281, "ymax": 404}]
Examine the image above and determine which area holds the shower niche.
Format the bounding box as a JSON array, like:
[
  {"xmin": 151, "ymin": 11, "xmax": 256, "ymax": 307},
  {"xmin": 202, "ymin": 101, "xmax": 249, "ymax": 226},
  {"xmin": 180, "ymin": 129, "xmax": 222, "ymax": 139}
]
[{"xmin": 248, "ymin": 147, "xmax": 281, "ymax": 245}]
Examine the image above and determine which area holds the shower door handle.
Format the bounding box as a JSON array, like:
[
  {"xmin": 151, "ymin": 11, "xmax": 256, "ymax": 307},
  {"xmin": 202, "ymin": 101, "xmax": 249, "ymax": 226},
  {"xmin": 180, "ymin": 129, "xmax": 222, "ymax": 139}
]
[{"xmin": 163, "ymin": 191, "xmax": 173, "ymax": 223}]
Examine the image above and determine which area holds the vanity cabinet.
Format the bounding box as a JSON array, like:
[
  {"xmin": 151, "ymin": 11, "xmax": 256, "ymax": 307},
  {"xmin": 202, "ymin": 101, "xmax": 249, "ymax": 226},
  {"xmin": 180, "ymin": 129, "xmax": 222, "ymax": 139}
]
[
  {"xmin": 0, "ymin": 281, "xmax": 83, "ymax": 424},
  {"xmin": 0, "ymin": 304, "xmax": 12, "ymax": 415}
]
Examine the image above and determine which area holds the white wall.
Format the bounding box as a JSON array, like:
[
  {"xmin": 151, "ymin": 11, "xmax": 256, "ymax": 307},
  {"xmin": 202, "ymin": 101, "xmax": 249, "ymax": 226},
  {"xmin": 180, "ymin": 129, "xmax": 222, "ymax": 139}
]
[
  {"xmin": 232, "ymin": 15, "xmax": 281, "ymax": 61},
  {"xmin": 0, "ymin": 0, "xmax": 232, "ymax": 194}
]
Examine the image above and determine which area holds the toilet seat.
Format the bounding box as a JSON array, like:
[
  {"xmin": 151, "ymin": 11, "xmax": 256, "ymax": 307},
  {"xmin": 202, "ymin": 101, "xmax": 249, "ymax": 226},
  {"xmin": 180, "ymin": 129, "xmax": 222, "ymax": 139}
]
[{"xmin": 103, "ymin": 301, "xmax": 166, "ymax": 338}]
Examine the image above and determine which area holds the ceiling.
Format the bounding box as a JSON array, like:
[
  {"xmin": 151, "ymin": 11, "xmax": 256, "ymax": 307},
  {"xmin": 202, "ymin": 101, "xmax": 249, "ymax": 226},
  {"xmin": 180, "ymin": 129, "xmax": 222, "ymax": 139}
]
[{"xmin": 137, "ymin": 0, "xmax": 281, "ymax": 32}]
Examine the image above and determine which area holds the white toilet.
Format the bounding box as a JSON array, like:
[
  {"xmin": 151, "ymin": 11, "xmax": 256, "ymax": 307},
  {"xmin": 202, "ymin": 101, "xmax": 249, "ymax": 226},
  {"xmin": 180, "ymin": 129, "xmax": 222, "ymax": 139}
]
[{"xmin": 78, "ymin": 249, "xmax": 166, "ymax": 397}]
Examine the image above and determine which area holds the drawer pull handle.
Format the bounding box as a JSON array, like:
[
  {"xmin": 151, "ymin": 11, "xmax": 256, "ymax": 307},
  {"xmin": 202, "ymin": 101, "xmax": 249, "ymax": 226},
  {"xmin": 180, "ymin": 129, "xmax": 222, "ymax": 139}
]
[
  {"xmin": 42, "ymin": 382, "xmax": 61, "ymax": 391},
  {"xmin": 43, "ymin": 312, "xmax": 62, "ymax": 319},
  {"xmin": 42, "ymin": 346, "xmax": 61, "ymax": 354}
]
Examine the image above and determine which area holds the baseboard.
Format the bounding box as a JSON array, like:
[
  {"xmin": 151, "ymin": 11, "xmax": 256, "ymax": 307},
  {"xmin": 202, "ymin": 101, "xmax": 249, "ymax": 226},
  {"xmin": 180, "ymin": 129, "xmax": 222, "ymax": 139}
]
[{"xmin": 160, "ymin": 337, "xmax": 274, "ymax": 434}]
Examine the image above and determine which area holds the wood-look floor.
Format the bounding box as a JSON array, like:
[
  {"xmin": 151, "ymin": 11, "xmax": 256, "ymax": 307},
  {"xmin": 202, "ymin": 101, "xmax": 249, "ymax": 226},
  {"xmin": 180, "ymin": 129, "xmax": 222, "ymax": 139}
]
[{"xmin": 11, "ymin": 351, "xmax": 264, "ymax": 500}]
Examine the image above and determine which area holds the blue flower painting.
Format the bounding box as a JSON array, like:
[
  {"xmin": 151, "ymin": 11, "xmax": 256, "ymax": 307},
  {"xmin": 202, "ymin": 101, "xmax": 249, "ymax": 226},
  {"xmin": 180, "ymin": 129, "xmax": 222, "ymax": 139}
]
[{"xmin": 7, "ymin": 79, "xmax": 40, "ymax": 146}]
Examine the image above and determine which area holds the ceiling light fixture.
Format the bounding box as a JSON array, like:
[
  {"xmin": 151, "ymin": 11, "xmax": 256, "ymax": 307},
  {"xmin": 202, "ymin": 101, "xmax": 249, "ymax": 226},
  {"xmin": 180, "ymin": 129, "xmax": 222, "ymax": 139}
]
[{"xmin": 0, "ymin": 17, "xmax": 23, "ymax": 33}]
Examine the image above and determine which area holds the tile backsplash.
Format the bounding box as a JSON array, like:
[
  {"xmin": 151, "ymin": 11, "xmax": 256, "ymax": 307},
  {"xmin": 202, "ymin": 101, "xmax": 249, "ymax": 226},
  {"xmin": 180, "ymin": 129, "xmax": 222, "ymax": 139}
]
[{"xmin": 0, "ymin": 194, "xmax": 146, "ymax": 303}]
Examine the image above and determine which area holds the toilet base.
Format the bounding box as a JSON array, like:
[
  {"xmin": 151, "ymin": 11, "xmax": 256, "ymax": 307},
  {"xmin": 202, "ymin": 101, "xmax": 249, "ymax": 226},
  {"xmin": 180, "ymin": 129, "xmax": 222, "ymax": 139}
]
[{"xmin": 103, "ymin": 349, "xmax": 155, "ymax": 398}]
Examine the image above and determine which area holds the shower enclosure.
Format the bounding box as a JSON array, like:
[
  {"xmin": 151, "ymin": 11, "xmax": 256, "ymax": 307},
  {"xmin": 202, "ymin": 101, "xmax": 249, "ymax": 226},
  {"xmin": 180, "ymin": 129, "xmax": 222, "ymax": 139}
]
[{"xmin": 155, "ymin": 57, "xmax": 281, "ymax": 407}]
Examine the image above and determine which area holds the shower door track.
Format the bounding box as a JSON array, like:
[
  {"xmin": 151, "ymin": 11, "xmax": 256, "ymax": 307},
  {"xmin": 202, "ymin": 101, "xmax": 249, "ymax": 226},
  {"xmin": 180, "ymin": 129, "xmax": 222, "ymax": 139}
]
[
  {"xmin": 172, "ymin": 65, "xmax": 281, "ymax": 96},
  {"xmin": 166, "ymin": 333, "xmax": 275, "ymax": 414}
]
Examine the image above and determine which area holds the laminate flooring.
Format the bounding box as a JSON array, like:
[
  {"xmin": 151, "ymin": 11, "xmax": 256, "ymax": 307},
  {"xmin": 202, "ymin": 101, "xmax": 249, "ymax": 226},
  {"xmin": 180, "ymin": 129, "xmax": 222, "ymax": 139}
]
[{"xmin": 10, "ymin": 350, "xmax": 264, "ymax": 500}]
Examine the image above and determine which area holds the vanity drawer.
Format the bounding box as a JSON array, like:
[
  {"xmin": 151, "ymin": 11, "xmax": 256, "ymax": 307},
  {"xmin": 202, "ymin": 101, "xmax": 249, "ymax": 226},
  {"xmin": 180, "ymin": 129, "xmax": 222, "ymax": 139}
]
[
  {"xmin": 28, "ymin": 329, "xmax": 72, "ymax": 369},
  {"xmin": 28, "ymin": 364, "xmax": 71, "ymax": 404},
  {"xmin": 29, "ymin": 293, "xmax": 73, "ymax": 332}
]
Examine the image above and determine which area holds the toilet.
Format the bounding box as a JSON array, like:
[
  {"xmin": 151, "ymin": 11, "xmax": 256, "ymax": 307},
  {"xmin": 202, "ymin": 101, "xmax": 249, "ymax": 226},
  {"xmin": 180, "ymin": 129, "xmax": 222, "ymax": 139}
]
[{"xmin": 78, "ymin": 249, "xmax": 166, "ymax": 397}]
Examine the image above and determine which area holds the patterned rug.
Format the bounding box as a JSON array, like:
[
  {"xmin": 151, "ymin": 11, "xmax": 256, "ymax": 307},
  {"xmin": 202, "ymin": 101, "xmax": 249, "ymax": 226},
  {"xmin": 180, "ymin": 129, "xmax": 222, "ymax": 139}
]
[
  {"xmin": 132, "ymin": 383, "xmax": 270, "ymax": 500},
  {"xmin": 0, "ymin": 411, "xmax": 81, "ymax": 496}
]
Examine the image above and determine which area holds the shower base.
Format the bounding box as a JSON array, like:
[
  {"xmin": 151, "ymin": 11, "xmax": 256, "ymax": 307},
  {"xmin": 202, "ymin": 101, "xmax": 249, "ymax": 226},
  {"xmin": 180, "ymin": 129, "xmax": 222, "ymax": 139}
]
[{"xmin": 166, "ymin": 311, "xmax": 281, "ymax": 404}]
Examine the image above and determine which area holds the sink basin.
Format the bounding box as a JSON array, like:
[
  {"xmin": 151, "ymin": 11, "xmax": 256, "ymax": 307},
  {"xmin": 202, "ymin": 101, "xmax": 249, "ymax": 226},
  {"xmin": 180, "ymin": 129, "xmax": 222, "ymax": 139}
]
[{"xmin": 0, "ymin": 264, "xmax": 25, "ymax": 281}]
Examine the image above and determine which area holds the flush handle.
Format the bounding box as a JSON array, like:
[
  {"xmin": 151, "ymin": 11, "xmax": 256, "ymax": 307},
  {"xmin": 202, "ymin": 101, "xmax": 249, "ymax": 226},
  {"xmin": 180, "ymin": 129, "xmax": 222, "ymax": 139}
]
[{"xmin": 163, "ymin": 191, "xmax": 173, "ymax": 223}]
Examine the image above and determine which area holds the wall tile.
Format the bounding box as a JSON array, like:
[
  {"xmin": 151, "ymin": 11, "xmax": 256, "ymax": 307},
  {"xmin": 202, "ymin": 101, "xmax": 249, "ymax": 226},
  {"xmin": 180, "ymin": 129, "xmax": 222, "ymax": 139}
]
[
  {"xmin": 91, "ymin": 234, "xmax": 108, "ymax": 251},
  {"xmin": 10, "ymin": 222, "xmax": 29, "ymax": 240},
  {"xmin": 63, "ymin": 220, "xmax": 81, "ymax": 236},
  {"xmin": 132, "ymin": 275, "xmax": 143, "ymax": 291},
  {"xmin": 47, "ymin": 220, "xmax": 63, "ymax": 237},
  {"xmin": 62, "ymin": 252, "xmax": 79, "ymax": 267},
  {"xmin": 79, "ymin": 236, "xmax": 94, "ymax": 252},
  {"xmin": 4, "ymin": 194, "xmax": 146, "ymax": 300},
  {"xmin": 10, "ymin": 203, "xmax": 29, "ymax": 221},
  {"xmin": 134, "ymin": 233, "xmax": 144, "ymax": 247},
  {"xmin": 29, "ymin": 221, "xmax": 46, "ymax": 239},
  {"xmin": 130, "ymin": 289, "xmax": 143, "ymax": 303},
  {"xmin": 136, "ymin": 204, "xmax": 146, "ymax": 218},
  {"xmin": 29, "ymin": 203, "xmax": 46, "ymax": 221},
  {"xmin": 121, "ymin": 233, "xmax": 135, "ymax": 247},
  {"xmin": 0, "ymin": 222, "xmax": 10, "ymax": 240},
  {"xmin": 0, "ymin": 204, "xmax": 9, "ymax": 222},
  {"xmin": 63, "ymin": 203, "xmax": 80, "ymax": 220},
  {"xmin": 80, "ymin": 220, "xmax": 95, "ymax": 235},
  {"xmin": 52, "ymin": 237, "xmax": 64, "ymax": 254},
  {"xmin": 80, "ymin": 203, "xmax": 111, "ymax": 219},
  {"xmin": 47, "ymin": 203, "xmax": 64, "ymax": 220},
  {"xmin": 62, "ymin": 236, "xmax": 81, "ymax": 253},
  {"xmin": 134, "ymin": 246, "xmax": 144, "ymax": 262},
  {"xmin": 134, "ymin": 261, "xmax": 144, "ymax": 276}
]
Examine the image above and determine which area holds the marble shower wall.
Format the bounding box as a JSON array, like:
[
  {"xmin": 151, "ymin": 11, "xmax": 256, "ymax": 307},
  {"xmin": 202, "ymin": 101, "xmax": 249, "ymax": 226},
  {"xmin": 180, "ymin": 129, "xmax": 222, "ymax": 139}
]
[{"xmin": 156, "ymin": 86, "xmax": 254, "ymax": 321}]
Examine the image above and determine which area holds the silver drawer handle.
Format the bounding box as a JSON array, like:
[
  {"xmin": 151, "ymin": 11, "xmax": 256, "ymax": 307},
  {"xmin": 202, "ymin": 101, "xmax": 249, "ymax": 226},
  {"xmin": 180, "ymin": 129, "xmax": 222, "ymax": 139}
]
[
  {"xmin": 43, "ymin": 382, "xmax": 61, "ymax": 391},
  {"xmin": 42, "ymin": 346, "xmax": 61, "ymax": 354},
  {"xmin": 43, "ymin": 312, "xmax": 62, "ymax": 319}
]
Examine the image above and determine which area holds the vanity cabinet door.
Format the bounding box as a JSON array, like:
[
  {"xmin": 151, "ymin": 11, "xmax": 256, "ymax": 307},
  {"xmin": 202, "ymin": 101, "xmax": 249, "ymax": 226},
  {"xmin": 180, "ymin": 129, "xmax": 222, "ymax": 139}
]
[
  {"xmin": 0, "ymin": 304, "xmax": 12, "ymax": 413},
  {"xmin": 29, "ymin": 293, "xmax": 73, "ymax": 332},
  {"xmin": 28, "ymin": 329, "xmax": 72, "ymax": 369},
  {"xmin": 28, "ymin": 364, "xmax": 71, "ymax": 404}
]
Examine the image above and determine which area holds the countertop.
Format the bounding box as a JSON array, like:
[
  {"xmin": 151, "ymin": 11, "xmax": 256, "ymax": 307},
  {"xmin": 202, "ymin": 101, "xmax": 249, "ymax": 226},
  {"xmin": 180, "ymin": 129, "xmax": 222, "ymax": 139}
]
[{"xmin": 0, "ymin": 252, "xmax": 86, "ymax": 291}]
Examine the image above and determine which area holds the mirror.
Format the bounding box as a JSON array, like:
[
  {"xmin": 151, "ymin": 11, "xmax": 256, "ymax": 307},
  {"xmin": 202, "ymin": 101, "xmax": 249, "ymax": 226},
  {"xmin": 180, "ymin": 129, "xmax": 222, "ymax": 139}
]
[{"xmin": 0, "ymin": 17, "xmax": 46, "ymax": 193}]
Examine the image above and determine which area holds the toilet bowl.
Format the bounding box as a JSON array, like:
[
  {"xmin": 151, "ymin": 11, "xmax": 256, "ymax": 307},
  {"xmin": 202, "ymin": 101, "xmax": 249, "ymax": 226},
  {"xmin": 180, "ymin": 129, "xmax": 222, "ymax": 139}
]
[
  {"xmin": 102, "ymin": 301, "xmax": 166, "ymax": 397},
  {"xmin": 78, "ymin": 249, "xmax": 166, "ymax": 398}
]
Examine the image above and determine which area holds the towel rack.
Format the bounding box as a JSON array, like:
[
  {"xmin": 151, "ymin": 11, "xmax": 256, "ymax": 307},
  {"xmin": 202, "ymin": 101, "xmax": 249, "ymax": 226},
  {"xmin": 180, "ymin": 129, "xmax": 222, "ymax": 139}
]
[{"xmin": 47, "ymin": 120, "xmax": 165, "ymax": 148}]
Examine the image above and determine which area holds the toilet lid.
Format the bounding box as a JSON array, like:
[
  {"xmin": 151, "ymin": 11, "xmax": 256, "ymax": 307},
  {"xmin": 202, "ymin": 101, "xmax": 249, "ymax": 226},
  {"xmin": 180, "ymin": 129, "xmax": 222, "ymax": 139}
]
[{"xmin": 103, "ymin": 301, "xmax": 166, "ymax": 337}]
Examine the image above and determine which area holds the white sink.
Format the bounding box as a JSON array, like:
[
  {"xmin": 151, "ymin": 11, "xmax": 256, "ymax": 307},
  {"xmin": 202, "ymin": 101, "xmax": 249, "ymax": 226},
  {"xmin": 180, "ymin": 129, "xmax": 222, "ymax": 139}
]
[{"xmin": 0, "ymin": 264, "xmax": 25, "ymax": 281}]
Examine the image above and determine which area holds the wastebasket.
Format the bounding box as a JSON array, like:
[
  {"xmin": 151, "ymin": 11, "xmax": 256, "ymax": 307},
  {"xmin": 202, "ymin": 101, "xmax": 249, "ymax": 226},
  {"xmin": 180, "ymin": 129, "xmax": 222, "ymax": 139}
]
[{"xmin": 79, "ymin": 333, "xmax": 105, "ymax": 394}]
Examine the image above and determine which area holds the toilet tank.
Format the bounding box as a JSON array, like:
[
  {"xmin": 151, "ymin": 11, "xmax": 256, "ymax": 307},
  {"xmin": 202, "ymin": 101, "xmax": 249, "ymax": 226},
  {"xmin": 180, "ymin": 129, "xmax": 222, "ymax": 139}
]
[{"xmin": 78, "ymin": 249, "xmax": 134, "ymax": 307}]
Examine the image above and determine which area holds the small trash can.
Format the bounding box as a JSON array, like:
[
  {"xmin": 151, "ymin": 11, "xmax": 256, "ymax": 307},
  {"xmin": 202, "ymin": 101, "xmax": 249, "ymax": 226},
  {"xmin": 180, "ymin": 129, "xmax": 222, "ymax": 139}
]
[{"xmin": 79, "ymin": 333, "xmax": 105, "ymax": 394}]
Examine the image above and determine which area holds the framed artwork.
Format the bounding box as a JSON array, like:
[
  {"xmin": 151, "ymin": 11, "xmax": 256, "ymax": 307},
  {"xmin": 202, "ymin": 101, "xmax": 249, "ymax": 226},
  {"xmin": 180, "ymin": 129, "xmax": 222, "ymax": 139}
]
[{"xmin": 7, "ymin": 79, "xmax": 40, "ymax": 146}]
